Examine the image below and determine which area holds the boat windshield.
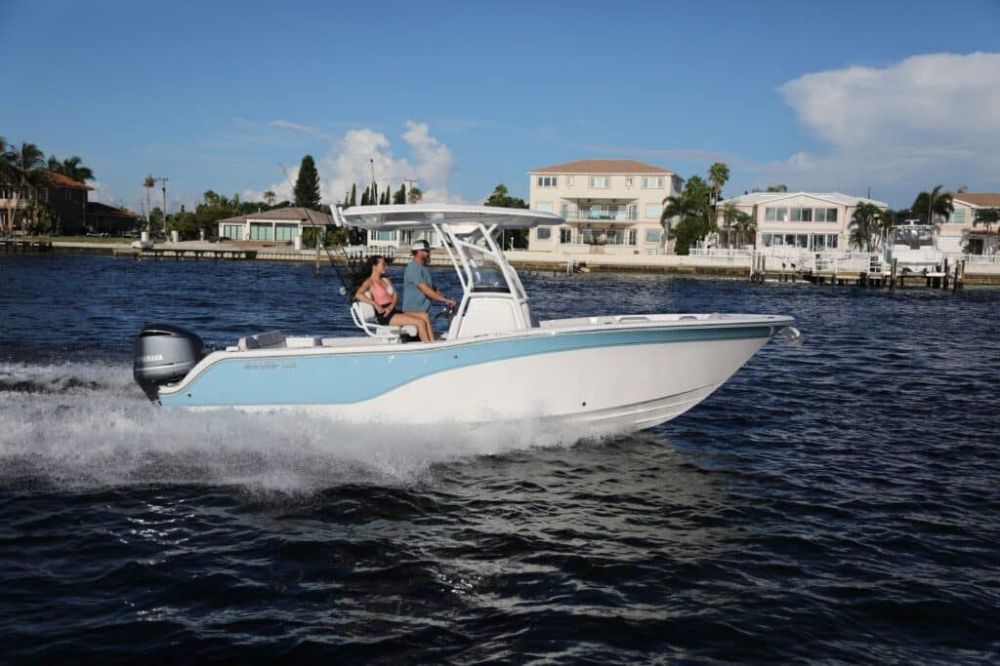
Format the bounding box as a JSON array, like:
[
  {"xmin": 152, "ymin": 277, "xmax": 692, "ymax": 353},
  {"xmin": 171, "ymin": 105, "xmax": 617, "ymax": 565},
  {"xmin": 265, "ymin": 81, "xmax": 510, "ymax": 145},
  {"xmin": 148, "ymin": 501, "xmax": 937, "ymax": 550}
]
[
  {"xmin": 892, "ymin": 226, "xmax": 934, "ymax": 249},
  {"xmin": 469, "ymin": 255, "xmax": 510, "ymax": 293}
]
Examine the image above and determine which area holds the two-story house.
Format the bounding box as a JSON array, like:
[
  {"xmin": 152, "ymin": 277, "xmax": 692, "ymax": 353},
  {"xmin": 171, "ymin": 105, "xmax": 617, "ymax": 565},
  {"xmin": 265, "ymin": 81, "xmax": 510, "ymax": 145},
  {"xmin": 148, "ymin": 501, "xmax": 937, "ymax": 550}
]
[
  {"xmin": 945, "ymin": 193, "xmax": 1000, "ymax": 255},
  {"xmin": 527, "ymin": 160, "xmax": 683, "ymax": 254},
  {"xmin": 718, "ymin": 191, "xmax": 888, "ymax": 254}
]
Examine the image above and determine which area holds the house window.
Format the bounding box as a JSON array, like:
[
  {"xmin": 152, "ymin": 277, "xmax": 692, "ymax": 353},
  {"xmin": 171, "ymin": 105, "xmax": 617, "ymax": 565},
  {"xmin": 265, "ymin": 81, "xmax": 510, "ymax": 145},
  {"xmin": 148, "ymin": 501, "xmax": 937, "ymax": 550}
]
[
  {"xmin": 645, "ymin": 228, "xmax": 662, "ymax": 243},
  {"xmin": 536, "ymin": 201, "xmax": 553, "ymax": 213},
  {"xmin": 275, "ymin": 223, "xmax": 298, "ymax": 241},
  {"xmin": 560, "ymin": 228, "xmax": 573, "ymax": 243},
  {"xmin": 536, "ymin": 176, "xmax": 557, "ymax": 188},
  {"xmin": 590, "ymin": 176, "xmax": 609, "ymax": 188},
  {"xmin": 627, "ymin": 229, "xmax": 637, "ymax": 245},
  {"xmin": 625, "ymin": 177, "xmax": 634, "ymax": 188},
  {"xmin": 567, "ymin": 176, "xmax": 574, "ymax": 187},
  {"xmin": 826, "ymin": 208, "xmax": 837, "ymax": 222},
  {"xmin": 371, "ymin": 230, "xmax": 397, "ymax": 241},
  {"xmin": 221, "ymin": 224, "xmax": 243, "ymax": 239},
  {"xmin": 952, "ymin": 209, "xmax": 966, "ymax": 224},
  {"xmin": 645, "ymin": 203, "xmax": 661, "ymax": 219},
  {"xmin": 642, "ymin": 176, "xmax": 663, "ymax": 189},
  {"xmin": 249, "ymin": 223, "xmax": 273, "ymax": 241},
  {"xmin": 790, "ymin": 207, "xmax": 813, "ymax": 222},
  {"xmin": 814, "ymin": 208, "xmax": 826, "ymax": 222},
  {"xmin": 536, "ymin": 227, "xmax": 551, "ymax": 240}
]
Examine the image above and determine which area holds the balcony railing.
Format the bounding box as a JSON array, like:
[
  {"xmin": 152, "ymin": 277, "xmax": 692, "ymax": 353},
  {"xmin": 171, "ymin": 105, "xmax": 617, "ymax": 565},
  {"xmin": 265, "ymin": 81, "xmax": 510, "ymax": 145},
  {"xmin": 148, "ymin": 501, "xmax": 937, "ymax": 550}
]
[{"xmin": 561, "ymin": 209, "xmax": 638, "ymax": 222}]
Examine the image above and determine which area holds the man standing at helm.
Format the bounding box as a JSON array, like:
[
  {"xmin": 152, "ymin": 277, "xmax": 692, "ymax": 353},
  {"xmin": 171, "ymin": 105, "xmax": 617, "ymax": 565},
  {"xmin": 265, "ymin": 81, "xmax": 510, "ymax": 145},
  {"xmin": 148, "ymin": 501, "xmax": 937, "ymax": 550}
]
[{"xmin": 402, "ymin": 239, "xmax": 456, "ymax": 341}]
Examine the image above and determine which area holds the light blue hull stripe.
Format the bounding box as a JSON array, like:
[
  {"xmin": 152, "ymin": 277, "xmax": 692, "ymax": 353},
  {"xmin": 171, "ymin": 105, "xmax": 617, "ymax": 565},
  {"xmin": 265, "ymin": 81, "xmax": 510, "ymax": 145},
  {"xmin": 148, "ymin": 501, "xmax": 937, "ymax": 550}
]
[{"xmin": 160, "ymin": 325, "xmax": 774, "ymax": 407}]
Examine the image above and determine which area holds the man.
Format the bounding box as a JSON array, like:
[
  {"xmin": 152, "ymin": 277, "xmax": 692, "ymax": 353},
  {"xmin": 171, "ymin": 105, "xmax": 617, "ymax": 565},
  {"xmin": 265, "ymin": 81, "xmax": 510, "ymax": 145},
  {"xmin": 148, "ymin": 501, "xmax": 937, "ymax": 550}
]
[{"xmin": 402, "ymin": 239, "xmax": 456, "ymax": 341}]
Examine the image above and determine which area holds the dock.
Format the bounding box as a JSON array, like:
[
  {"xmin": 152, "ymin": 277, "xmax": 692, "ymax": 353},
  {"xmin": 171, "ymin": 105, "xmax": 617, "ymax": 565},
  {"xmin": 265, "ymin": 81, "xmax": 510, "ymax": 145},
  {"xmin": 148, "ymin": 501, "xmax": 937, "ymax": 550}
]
[
  {"xmin": 112, "ymin": 248, "xmax": 257, "ymax": 261},
  {"xmin": 2, "ymin": 239, "xmax": 53, "ymax": 253}
]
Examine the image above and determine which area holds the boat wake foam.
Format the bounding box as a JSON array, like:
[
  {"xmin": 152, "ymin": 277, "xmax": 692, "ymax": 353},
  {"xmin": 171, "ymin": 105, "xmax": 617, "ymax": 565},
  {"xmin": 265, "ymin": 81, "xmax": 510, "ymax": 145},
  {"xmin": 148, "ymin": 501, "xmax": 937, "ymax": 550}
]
[{"xmin": 0, "ymin": 361, "xmax": 603, "ymax": 493}]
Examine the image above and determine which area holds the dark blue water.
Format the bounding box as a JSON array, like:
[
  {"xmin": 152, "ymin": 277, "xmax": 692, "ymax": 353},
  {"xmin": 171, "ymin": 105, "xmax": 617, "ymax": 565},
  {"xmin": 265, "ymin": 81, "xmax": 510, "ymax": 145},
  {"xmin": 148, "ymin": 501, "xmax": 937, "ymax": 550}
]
[{"xmin": 1, "ymin": 254, "xmax": 998, "ymax": 663}]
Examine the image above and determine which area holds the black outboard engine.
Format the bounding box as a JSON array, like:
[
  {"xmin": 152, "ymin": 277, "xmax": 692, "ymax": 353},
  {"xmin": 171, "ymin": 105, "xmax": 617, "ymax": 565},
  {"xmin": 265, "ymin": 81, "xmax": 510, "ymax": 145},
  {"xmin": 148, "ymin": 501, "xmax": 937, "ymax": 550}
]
[{"xmin": 133, "ymin": 323, "xmax": 205, "ymax": 401}]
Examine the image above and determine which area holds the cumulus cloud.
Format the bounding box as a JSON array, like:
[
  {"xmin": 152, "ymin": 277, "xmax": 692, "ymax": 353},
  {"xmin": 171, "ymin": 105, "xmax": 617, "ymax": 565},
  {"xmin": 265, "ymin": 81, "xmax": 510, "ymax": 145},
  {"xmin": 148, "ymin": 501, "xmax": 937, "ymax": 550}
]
[
  {"xmin": 764, "ymin": 52, "xmax": 1000, "ymax": 203},
  {"xmin": 246, "ymin": 121, "xmax": 460, "ymax": 205}
]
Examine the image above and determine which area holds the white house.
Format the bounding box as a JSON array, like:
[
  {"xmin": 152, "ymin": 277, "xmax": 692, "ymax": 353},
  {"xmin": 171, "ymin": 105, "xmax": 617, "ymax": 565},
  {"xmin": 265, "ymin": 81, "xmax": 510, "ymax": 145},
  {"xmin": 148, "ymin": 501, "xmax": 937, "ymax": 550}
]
[
  {"xmin": 944, "ymin": 193, "xmax": 1000, "ymax": 254},
  {"xmin": 527, "ymin": 159, "xmax": 683, "ymax": 254},
  {"xmin": 217, "ymin": 207, "xmax": 332, "ymax": 243},
  {"xmin": 718, "ymin": 191, "xmax": 888, "ymax": 254}
]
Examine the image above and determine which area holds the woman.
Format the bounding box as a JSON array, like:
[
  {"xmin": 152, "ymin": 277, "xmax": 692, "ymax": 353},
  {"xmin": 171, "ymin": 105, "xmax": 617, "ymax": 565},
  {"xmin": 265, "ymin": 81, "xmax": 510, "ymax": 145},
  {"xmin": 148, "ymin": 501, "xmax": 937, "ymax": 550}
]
[{"xmin": 354, "ymin": 255, "xmax": 434, "ymax": 342}]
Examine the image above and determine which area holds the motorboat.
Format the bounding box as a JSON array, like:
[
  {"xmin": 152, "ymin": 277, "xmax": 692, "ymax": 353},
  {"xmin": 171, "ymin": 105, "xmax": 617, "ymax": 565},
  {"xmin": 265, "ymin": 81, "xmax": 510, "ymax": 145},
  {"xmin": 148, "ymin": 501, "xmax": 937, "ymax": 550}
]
[
  {"xmin": 133, "ymin": 204, "xmax": 798, "ymax": 434},
  {"xmin": 885, "ymin": 222, "xmax": 944, "ymax": 274}
]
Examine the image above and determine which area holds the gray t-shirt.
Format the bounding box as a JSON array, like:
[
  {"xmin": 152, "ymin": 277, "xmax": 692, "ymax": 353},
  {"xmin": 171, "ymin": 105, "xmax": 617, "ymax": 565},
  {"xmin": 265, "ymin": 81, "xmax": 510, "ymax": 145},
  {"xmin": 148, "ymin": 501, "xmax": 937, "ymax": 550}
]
[{"xmin": 402, "ymin": 260, "xmax": 434, "ymax": 312}]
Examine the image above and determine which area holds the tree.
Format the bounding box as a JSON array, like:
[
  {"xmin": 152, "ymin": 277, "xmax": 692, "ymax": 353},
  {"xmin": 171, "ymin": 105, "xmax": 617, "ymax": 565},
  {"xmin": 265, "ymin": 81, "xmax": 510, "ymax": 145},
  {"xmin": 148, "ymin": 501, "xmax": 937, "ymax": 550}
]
[
  {"xmin": 263, "ymin": 190, "xmax": 276, "ymax": 206},
  {"xmin": 484, "ymin": 184, "xmax": 528, "ymax": 208},
  {"xmin": 973, "ymin": 207, "xmax": 1000, "ymax": 233},
  {"xmin": 349, "ymin": 183, "xmax": 357, "ymax": 207},
  {"xmin": 408, "ymin": 186, "xmax": 422, "ymax": 204},
  {"xmin": 143, "ymin": 174, "xmax": 155, "ymax": 231},
  {"xmin": 719, "ymin": 201, "xmax": 740, "ymax": 249},
  {"xmin": 661, "ymin": 176, "xmax": 714, "ymax": 254},
  {"xmin": 912, "ymin": 185, "xmax": 953, "ymax": 228},
  {"xmin": 3, "ymin": 141, "xmax": 47, "ymax": 235},
  {"xmin": 293, "ymin": 154, "xmax": 321, "ymax": 209},
  {"xmin": 849, "ymin": 202, "xmax": 882, "ymax": 251},
  {"xmin": 707, "ymin": 162, "xmax": 730, "ymax": 206},
  {"xmin": 393, "ymin": 184, "xmax": 406, "ymax": 204},
  {"xmin": 47, "ymin": 155, "xmax": 94, "ymax": 182},
  {"xmin": 766, "ymin": 184, "xmax": 788, "ymax": 193},
  {"xmin": 733, "ymin": 210, "xmax": 755, "ymax": 247}
]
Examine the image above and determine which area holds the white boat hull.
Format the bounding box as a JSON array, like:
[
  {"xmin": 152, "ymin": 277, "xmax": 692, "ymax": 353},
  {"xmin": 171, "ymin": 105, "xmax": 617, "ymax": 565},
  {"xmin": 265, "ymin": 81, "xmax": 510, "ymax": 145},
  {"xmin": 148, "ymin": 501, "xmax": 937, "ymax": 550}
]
[{"xmin": 159, "ymin": 316, "xmax": 789, "ymax": 434}]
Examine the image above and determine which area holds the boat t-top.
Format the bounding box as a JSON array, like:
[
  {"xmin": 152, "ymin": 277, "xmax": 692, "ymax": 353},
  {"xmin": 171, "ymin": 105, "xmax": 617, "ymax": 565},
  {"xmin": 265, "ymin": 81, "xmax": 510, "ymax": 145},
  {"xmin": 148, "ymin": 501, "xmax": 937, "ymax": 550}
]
[{"xmin": 133, "ymin": 204, "xmax": 797, "ymax": 434}]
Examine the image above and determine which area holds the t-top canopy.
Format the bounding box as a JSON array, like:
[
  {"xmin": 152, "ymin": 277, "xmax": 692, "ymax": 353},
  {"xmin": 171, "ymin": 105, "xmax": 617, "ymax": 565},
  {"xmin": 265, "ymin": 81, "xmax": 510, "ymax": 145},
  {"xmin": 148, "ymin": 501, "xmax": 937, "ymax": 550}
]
[{"xmin": 337, "ymin": 204, "xmax": 564, "ymax": 230}]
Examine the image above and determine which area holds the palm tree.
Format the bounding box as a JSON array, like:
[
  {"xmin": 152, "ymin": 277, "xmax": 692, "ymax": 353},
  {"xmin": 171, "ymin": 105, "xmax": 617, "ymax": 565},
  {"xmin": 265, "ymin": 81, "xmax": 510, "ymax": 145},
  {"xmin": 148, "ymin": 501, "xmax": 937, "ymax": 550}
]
[
  {"xmin": 973, "ymin": 207, "xmax": 1000, "ymax": 233},
  {"xmin": 707, "ymin": 162, "xmax": 730, "ymax": 207},
  {"xmin": 57, "ymin": 156, "xmax": 94, "ymax": 183},
  {"xmin": 660, "ymin": 194, "xmax": 690, "ymax": 251},
  {"xmin": 408, "ymin": 186, "xmax": 422, "ymax": 204},
  {"xmin": 143, "ymin": 174, "xmax": 155, "ymax": 231},
  {"xmin": 912, "ymin": 185, "xmax": 954, "ymax": 228},
  {"xmin": 733, "ymin": 211, "xmax": 755, "ymax": 248},
  {"xmin": 719, "ymin": 201, "xmax": 742, "ymax": 248},
  {"xmin": 4, "ymin": 142, "xmax": 47, "ymax": 235},
  {"xmin": 849, "ymin": 202, "xmax": 882, "ymax": 251},
  {"xmin": 874, "ymin": 208, "xmax": 896, "ymax": 249}
]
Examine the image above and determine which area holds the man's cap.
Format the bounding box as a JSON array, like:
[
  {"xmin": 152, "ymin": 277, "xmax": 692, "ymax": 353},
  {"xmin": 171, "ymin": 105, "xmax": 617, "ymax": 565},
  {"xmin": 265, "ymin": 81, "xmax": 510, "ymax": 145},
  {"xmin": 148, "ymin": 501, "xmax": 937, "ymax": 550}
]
[{"xmin": 411, "ymin": 240, "xmax": 431, "ymax": 252}]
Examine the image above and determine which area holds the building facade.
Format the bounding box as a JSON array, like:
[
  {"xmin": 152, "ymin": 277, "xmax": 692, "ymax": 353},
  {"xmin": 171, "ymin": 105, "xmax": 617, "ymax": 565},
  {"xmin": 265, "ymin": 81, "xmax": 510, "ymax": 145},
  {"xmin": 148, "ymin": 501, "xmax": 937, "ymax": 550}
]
[
  {"xmin": 217, "ymin": 207, "xmax": 333, "ymax": 243},
  {"xmin": 944, "ymin": 193, "xmax": 1000, "ymax": 254},
  {"xmin": 527, "ymin": 160, "xmax": 682, "ymax": 254},
  {"xmin": 718, "ymin": 191, "xmax": 888, "ymax": 253},
  {"xmin": 1, "ymin": 172, "xmax": 91, "ymax": 234}
]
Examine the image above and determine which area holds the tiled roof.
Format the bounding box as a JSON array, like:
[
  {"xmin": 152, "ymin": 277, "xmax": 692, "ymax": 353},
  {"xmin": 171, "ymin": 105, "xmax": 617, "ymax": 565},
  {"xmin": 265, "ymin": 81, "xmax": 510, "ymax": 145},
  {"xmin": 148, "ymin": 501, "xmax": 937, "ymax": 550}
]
[
  {"xmin": 954, "ymin": 193, "xmax": 1000, "ymax": 207},
  {"xmin": 217, "ymin": 206, "xmax": 333, "ymax": 225},
  {"xmin": 45, "ymin": 172, "xmax": 91, "ymax": 190},
  {"xmin": 722, "ymin": 191, "xmax": 888, "ymax": 208},
  {"xmin": 86, "ymin": 201, "xmax": 139, "ymax": 218},
  {"xmin": 530, "ymin": 159, "xmax": 673, "ymax": 175}
]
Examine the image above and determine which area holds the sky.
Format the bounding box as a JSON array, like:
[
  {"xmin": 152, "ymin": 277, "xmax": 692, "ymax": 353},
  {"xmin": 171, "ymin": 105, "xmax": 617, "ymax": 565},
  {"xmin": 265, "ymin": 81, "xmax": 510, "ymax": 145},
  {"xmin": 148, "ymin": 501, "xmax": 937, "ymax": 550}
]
[{"xmin": 2, "ymin": 0, "xmax": 998, "ymax": 212}]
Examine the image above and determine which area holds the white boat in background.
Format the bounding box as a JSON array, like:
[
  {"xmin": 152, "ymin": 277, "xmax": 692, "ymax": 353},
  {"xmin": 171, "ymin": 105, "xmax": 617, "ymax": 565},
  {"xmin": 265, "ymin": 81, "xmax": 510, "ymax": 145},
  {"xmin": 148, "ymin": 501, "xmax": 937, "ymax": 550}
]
[
  {"xmin": 885, "ymin": 222, "xmax": 944, "ymax": 274},
  {"xmin": 132, "ymin": 204, "xmax": 798, "ymax": 434}
]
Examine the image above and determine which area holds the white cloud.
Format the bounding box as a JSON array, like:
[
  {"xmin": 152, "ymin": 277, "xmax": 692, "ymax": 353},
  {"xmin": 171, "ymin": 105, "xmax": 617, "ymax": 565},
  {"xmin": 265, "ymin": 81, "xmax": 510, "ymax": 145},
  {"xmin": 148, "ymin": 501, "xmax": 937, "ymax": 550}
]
[
  {"xmin": 764, "ymin": 52, "xmax": 1000, "ymax": 204},
  {"xmin": 269, "ymin": 119, "xmax": 327, "ymax": 138},
  {"xmin": 247, "ymin": 122, "xmax": 461, "ymax": 206}
]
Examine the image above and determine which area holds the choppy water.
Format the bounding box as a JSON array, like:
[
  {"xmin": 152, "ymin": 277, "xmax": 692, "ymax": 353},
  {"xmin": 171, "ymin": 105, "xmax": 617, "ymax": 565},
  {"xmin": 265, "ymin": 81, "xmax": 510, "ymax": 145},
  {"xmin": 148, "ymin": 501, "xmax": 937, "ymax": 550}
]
[{"xmin": 1, "ymin": 254, "xmax": 998, "ymax": 663}]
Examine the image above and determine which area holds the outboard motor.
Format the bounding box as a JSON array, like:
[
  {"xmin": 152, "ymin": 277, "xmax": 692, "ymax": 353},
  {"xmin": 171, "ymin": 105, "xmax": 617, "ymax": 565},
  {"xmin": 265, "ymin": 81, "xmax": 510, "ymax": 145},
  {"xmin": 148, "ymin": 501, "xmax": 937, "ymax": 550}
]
[{"xmin": 133, "ymin": 323, "xmax": 205, "ymax": 401}]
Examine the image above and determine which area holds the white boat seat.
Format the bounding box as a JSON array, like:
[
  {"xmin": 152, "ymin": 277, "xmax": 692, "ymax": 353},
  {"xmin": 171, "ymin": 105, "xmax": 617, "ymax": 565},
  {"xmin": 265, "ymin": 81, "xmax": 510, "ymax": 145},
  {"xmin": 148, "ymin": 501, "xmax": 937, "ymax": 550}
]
[
  {"xmin": 238, "ymin": 330, "xmax": 286, "ymax": 350},
  {"xmin": 350, "ymin": 301, "xmax": 419, "ymax": 340}
]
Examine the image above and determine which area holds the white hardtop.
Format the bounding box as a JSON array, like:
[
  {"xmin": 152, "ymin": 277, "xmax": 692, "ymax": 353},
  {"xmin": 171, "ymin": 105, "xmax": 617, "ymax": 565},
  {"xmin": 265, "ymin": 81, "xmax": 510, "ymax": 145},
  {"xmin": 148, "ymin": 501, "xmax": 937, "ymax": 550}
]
[{"xmin": 336, "ymin": 203, "xmax": 563, "ymax": 231}]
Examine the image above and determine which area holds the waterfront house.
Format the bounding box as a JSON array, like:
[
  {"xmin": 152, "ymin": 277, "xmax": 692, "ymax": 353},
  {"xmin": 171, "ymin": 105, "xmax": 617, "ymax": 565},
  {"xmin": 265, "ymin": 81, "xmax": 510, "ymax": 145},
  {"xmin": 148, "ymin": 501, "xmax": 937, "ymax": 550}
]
[
  {"xmin": 527, "ymin": 160, "xmax": 683, "ymax": 255},
  {"xmin": 718, "ymin": 191, "xmax": 888, "ymax": 253},
  {"xmin": 216, "ymin": 207, "xmax": 333, "ymax": 243},
  {"xmin": 1, "ymin": 172, "xmax": 90, "ymax": 234},
  {"xmin": 946, "ymin": 193, "xmax": 1000, "ymax": 255},
  {"xmin": 85, "ymin": 201, "xmax": 140, "ymax": 234}
]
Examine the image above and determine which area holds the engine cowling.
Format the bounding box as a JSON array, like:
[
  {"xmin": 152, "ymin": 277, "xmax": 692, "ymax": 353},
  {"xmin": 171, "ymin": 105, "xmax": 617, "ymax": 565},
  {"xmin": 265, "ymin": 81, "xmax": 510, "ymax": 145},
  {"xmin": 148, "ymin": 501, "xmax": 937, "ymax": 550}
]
[{"xmin": 133, "ymin": 323, "xmax": 204, "ymax": 401}]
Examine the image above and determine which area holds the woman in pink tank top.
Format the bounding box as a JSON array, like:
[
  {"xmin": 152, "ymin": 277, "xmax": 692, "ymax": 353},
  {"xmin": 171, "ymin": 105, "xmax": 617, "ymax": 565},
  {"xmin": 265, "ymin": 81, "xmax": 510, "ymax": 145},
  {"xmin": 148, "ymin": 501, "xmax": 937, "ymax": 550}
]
[{"xmin": 354, "ymin": 256, "xmax": 433, "ymax": 342}]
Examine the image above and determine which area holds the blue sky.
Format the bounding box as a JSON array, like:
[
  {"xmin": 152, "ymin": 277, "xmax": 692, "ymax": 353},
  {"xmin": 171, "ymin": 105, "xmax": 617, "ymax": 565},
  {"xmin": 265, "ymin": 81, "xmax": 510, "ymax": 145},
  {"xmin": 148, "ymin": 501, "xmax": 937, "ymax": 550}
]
[{"xmin": 2, "ymin": 0, "xmax": 998, "ymax": 211}]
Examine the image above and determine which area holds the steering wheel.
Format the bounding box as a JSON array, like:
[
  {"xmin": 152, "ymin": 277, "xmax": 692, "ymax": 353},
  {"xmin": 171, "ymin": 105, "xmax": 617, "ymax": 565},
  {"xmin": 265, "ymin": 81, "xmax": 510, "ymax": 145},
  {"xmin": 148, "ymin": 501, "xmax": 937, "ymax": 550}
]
[{"xmin": 435, "ymin": 302, "xmax": 458, "ymax": 321}]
